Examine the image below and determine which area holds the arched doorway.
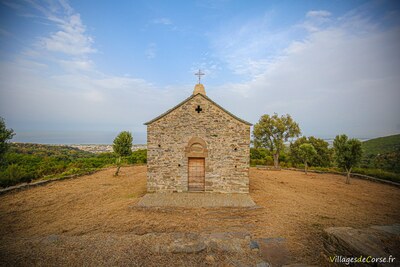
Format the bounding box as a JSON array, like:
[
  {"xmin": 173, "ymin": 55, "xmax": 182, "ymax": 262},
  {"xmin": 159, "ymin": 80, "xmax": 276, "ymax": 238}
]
[{"xmin": 185, "ymin": 137, "xmax": 208, "ymax": 192}]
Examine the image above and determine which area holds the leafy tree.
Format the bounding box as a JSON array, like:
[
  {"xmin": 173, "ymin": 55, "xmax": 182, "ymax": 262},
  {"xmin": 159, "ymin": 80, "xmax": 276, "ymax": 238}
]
[
  {"xmin": 112, "ymin": 131, "xmax": 133, "ymax": 176},
  {"xmin": 0, "ymin": 117, "xmax": 15, "ymax": 165},
  {"xmin": 298, "ymin": 143, "xmax": 317, "ymax": 175},
  {"xmin": 290, "ymin": 136, "xmax": 331, "ymax": 167},
  {"xmin": 253, "ymin": 113, "xmax": 301, "ymax": 168},
  {"xmin": 250, "ymin": 147, "xmax": 268, "ymax": 160},
  {"xmin": 333, "ymin": 134, "xmax": 363, "ymax": 184}
]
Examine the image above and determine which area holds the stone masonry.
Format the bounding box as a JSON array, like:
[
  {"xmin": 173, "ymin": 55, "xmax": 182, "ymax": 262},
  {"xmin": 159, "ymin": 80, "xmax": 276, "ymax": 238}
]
[{"xmin": 145, "ymin": 84, "xmax": 251, "ymax": 193}]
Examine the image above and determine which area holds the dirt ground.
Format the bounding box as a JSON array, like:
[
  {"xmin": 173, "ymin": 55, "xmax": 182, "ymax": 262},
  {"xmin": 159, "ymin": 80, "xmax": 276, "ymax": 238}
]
[{"xmin": 0, "ymin": 166, "xmax": 399, "ymax": 266}]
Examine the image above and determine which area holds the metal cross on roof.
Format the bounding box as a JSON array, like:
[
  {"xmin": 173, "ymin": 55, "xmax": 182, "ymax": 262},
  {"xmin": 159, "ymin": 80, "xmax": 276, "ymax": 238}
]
[{"xmin": 194, "ymin": 69, "xmax": 205, "ymax": 84}]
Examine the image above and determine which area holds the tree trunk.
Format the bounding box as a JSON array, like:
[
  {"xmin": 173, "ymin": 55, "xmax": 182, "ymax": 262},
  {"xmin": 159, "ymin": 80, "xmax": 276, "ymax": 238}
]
[
  {"xmin": 273, "ymin": 153, "xmax": 279, "ymax": 169},
  {"xmin": 304, "ymin": 161, "xmax": 308, "ymax": 175},
  {"xmin": 115, "ymin": 166, "xmax": 121, "ymax": 176},
  {"xmin": 115, "ymin": 156, "xmax": 121, "ymax": 176},
  {"xmin": 345, "ymin": 167, "xmax": 351, "ymax": 184}
]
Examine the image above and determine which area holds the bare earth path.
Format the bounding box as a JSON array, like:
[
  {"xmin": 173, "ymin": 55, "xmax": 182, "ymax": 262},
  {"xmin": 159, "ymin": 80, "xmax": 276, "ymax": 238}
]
[{"xmin": 0, "ymin": 166, "xmax": 399, "ymax": 266}]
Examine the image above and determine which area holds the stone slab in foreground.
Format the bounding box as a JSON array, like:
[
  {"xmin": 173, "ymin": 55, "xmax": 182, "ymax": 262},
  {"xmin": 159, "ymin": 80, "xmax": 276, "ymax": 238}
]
[
  {"xmin": 136, "ymin": 193, "xmax": 256, "ymax": 207},
  {"xmin": 323, "ymin": 224, "xmax": 400, "ymax": 266}
]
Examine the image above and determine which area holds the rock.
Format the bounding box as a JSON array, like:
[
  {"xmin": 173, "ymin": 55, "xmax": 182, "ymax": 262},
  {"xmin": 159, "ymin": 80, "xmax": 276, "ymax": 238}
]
[
  {"xmin": 371, "ymin": 224, "xmax": 400, "ymax": 235},
  {"xmin": 205, "ymin": 232, "xmax": 249, "ymax": 253},
  {"xmin": 250, "ymin": 240, "xmax": 260, "ymax": 250},
  {"xmin": 208, "ymin": 239, "xmax": 244, "ymax": 253},
  {"xmin": 169, "ymin": 241, "xmax": 206, "ymax": 253},
  {"xmin": 323, "ymin": 224, "xmax": 400, "ymax": 267}
]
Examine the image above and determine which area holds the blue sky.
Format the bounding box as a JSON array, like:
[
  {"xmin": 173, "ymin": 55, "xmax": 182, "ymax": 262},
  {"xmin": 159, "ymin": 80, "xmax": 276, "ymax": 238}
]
[{"xmin": 0, "ymin": 0, "xmax": 400, "ymax": 144}]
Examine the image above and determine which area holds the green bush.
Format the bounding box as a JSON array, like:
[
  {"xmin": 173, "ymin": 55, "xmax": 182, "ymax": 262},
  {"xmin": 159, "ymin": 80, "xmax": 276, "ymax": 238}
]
[
  {"xmin": 352, "ymin": 167, "xmax": 400, "ymax": 183},
  {"xmin": 250, "ymin": 147, "xmax": 269, "ymax": 159},
  {"xmin": 0, "ymin": 164, "xmax": 31, "ymax": 187},
  {"xmin": 127, "ymin": 149, "xmax": 147, "ymax": 164}
]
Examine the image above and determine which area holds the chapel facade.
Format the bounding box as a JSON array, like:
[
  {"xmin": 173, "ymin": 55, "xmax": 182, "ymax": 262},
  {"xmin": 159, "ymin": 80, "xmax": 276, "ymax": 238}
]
[{"xmin": 145, "ymin": 80, "xmax": 251, "ymax": 193}]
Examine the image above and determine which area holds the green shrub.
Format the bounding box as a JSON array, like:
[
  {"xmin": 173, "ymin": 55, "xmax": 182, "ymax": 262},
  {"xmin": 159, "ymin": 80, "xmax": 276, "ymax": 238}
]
[
  {"xmin": 352, "ymin": 168, "xmax": 400, "ymax": 183},
  {"xmin": 250, "ymin": 159, "xmax": 266, "ymax": 166},
  {"xmin": 127, "ymin": 149, "xmax": 147, "ymax": 164},
  {"xmin": 0, "ymin": 164, "xmax": 32, "ymax": 187}
]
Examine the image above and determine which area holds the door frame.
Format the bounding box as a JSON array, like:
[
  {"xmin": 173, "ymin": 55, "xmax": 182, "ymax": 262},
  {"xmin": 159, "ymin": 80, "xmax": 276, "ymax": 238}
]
[{"xmin": 187, "ymin": 157, "xmax": 205, "ymax": 192}]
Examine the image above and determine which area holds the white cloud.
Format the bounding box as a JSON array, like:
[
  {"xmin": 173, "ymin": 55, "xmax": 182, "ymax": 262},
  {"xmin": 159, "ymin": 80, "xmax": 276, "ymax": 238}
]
[
  {"xmin": 12, "ymin": 0, "xmax": 98, "ymax": 76},
  {"xmin": 8, "ymin": 0, "xmax": 96, "ymax": 59},
  {"xmin": 39, "ymin": 14, "xmax": 96, "ymax": 55},
  {"xmin": 301, "ymin": 10, "xmax": 333, "ymax": 32},
  {"xmin": 0, "ymin": 59, "xmax": 189, "ymax": 138},
  {"xmin": 208, "ymin": 11, "xmax": 400, "ymax": 138},
  {"xmin": 1, "ymin": 0, "xmax": 22, "ymax": 10},
  {"xmin": 59, "ymin": 59, "xmax": 94, "ymax": 72},
  {"xmin": 209, "ymin": 12, "xmax": 294, "ymax": 76},
  {"xmin": 0, "ymin": 0, "xmax": 175, "ymax": 141},
  {"xmin": 306, "ymin": 10, "xmax": 331, "ymax": 18}
]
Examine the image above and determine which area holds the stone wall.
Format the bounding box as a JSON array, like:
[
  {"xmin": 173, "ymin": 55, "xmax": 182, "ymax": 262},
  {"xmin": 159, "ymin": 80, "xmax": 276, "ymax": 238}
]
[{"xmin": 147, "ymin": 94, "xmax": 250, "ymax": 193}]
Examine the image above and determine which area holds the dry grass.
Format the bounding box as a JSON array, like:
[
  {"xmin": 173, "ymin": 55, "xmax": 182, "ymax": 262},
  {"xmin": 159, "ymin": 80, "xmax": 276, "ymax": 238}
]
[{"xmin": 0, "ymin": 166, "xmax": 399, "ymax": 266}]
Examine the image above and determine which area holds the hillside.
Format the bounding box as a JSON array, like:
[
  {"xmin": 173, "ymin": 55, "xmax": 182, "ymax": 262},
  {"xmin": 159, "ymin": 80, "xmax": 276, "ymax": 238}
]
[
  {"xmin": 1, "ymin": 143, "xmax": 147, "ymax": 188},
  {"xmin": 362, "ymin": 134, "xmax": 400, "ymax": 155},
  {"xmin": 10, "ymin": 143, "xmax": 94, "ymax": 158}
]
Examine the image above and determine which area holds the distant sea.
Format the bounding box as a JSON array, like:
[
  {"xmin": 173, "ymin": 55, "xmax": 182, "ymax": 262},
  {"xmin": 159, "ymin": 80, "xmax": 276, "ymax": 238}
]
[
  {"xmin": 12, "ymin": 131, "xmax": 147, "ymax": 145},
  {"xmin": 12, "ymin": 131, "xmax": 369, "ymax": 146}
]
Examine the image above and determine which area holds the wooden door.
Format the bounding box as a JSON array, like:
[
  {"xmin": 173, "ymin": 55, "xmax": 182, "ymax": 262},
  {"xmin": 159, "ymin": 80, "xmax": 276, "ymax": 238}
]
[{"xmin": 188, "ymin": 158, "xmax": 205, "ymax": 192}]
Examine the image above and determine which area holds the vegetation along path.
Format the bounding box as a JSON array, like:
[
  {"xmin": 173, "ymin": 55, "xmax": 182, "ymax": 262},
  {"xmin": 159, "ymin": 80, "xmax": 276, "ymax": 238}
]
[{"xmin": 0, "ymin": 166, "xmax": 399, "ymax": 266}]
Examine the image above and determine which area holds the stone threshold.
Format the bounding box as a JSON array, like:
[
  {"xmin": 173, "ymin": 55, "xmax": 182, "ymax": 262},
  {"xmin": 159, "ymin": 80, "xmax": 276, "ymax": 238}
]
[{"xmin": 136, "ymin": 192, "xmax": 256, "ymax": 208}]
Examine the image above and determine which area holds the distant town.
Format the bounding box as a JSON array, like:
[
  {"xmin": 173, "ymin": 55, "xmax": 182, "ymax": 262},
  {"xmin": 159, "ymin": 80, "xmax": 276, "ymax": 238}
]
[{"xmin": 69, "ymin": 144, "xmax": 147, "ymax": 154}]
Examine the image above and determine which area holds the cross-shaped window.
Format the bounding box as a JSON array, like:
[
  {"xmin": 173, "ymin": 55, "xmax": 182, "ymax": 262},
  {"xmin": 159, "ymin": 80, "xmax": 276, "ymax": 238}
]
[{"xmin": 195, "ymin": 105, "xmax": 202, "ymax": 113}]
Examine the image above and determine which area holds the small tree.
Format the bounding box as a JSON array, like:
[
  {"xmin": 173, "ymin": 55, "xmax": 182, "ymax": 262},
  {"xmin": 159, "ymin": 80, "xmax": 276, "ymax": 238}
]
[
  {"xmin": 112, "ymin": 131, "xmax": 133, "ymax": 176},
  {"xmin": 333, "ymin": 134, "xmax": 363, "ymax": 184},
  {"xmin": 0, "ymin": 117, "xmax": 15, "ymax": 165},
  {"xmin": 298, "ymin": 143, "xmax": 317, "ymax": 175},
  {"xmin": 253, "ymin": 113, "xmax": 301, "ymax": 169},
  {"xmin": 290, "ymin": 136, "xmax": 331, "ymax": 167}
]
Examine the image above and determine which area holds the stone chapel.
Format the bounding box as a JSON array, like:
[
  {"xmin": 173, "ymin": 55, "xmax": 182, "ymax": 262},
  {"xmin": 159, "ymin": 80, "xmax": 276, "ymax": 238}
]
[{"xmin": 145, "ymin": 74, "xmax": 251, "ymax": 193}]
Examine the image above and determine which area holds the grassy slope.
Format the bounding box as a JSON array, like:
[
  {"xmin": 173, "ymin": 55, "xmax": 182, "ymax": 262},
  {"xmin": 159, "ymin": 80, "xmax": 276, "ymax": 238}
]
[{"xmin": 362, "ymin": 134, "xmax": 400, "ymax": 155}]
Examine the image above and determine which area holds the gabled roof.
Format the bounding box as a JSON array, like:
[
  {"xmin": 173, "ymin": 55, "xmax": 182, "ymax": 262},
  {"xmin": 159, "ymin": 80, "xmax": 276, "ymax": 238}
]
[{"xmin": 144, "ymin": 93, "xmax": 252, "ymax": 126}]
